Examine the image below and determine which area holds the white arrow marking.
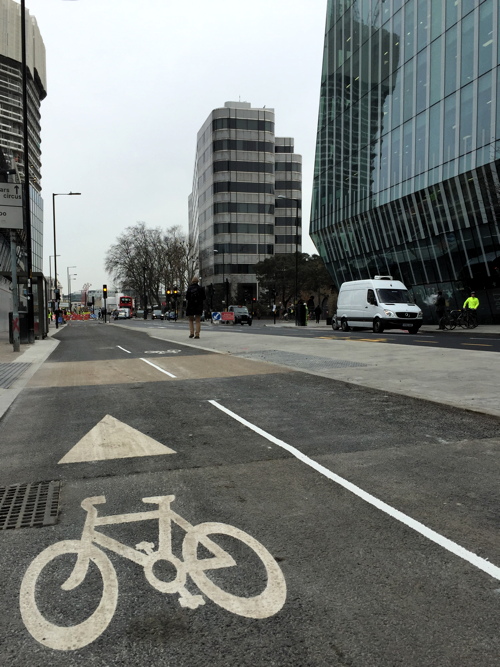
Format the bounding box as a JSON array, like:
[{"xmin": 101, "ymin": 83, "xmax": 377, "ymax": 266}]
[{"xmin": 58, "ymin": 415, "xmax": 176, "ymax": 464}]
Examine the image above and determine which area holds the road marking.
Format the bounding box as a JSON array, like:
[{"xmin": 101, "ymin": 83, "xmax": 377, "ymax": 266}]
[
  {"xmin": 461, "ymin": 343, "xmax": 493, "ymax": 347},
  {"xmin": 116, "ymin": 346, "xmax": 131, "ymax": 354},
  {"xmin": 415, "ymin": 340, "xmax": 439, "ymax": 343},
  {"xmin": 58, "ymin": 415, "xmax": 176, "ymax": 463},
  {"xmin": 20, "ymin": 494, "xmax": 286, "ymax": 650},
  {"xmin": 140, "ymin": 357, "xmax": 176, "ymax": 377},
  {"xmin": 209, "ymin": 400, "xmax": 500, "ymax": 582},
  {"xmin": 144, "ymin": 350, "xmax": 181, "ymax": 354},
  {"xmin": 470, "ymin": 338, "xmax": 496, "ymax": 341}
]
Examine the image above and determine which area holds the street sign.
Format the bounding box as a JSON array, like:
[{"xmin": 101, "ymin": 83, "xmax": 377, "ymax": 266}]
[
  {"xmin": 0, "ymin": 183, "xmax": 23, "ymax": 229},
  {"xmin": 221, "ymin": 312, "xmax": 235, "ymax": 321},
  {"xmin": 212, "ymin": 311, "xmax": 221, "ymax": 321}
]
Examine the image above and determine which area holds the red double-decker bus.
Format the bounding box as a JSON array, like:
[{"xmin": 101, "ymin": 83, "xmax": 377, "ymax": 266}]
[{"xmin": 118, "ymin": 296, "xmax": 134, "ymax": 316}]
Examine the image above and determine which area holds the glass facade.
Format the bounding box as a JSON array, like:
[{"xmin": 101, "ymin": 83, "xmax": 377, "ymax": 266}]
[{"xmin": 311, "ymin": 0, "xmax": 500, "ymax": 322}]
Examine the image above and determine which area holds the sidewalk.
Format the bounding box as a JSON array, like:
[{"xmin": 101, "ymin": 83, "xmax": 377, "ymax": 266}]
[
  {"xmin": 137, "ymin": 319, "xmax": 500, "ymax": 419},
  {"xmin": 0, "ymin": 325, "xmax": 61, "ymax": 420}
]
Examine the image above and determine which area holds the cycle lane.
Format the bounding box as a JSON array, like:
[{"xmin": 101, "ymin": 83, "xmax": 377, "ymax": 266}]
[{"xmin": 2, "ymin": 322, "xmax": 500, "ymax": 665}]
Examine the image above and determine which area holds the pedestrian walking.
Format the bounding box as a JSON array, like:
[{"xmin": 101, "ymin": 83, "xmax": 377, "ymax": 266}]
[
  {"xmin": 435, "ymin": 290, "xmax": 446, "ymax": 330},
  {"xmin": 186, "ymin": 276, "xmax": 206, "ymax": 339},
  {"xmin": 314, "ymin": 304, "xmax": 322, "ymax": 324}
]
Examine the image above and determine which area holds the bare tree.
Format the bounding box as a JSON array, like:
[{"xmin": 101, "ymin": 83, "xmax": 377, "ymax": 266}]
[{"xmin": 105, "ymin": 223, "xmax": 196, "ymax": 310}]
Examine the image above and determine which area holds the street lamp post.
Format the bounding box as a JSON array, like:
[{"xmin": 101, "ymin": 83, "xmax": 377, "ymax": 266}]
[
  {"xmin": 214, "ymin": 249, "xmax": 227, "ymax": 311},
  {"xmin": 67, "ymin": 266, "xmax": 76, "ymax": 314},
  {"xmin": 277, "ymin": 195, "xmax": 300, "ymax": 324},
  {"xmin": 143, "ymin": 265, "xmax": 148, "ymax": 319},
  {"xmin": 48, "ymin": 254, "xmax": 60, "ymax": 302},
  {"xmin": 52, "ymin": 192, "xmax": 81, "ymax": 328}
]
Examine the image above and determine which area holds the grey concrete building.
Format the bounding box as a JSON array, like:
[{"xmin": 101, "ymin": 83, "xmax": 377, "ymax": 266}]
[{"xmin": 189, "ymin": 101, "xmax": 301, "ymax": 309}]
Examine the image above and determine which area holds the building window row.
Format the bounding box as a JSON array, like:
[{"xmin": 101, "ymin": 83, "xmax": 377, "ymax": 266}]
[
  {"xmin": 213, "ymin": 139, "xmax": 274, "ymax": 153},
  {"xmin": 214, "ymin": 223, "xmax": 274, "ymax": 235},
  {"xmin": 275, "ymin": 235, "xmax": 300, "ymax": 245},
  {"xmin": 275, "ymin": 145, "xmax": 294, "ymax": 153},
  {"xmin": 275, "ymin": 198, "xmax": 302, "ymax": 208},
  {"xmin": 215, "ymin": 243, "xmax": 274, "ymax": 254},
  {"xmin": 275, "ymin": 162, "xmax": 301, "ymax": 172},
  {"xmin": 213, "ymin": 160, "xmax": 274, "ymax": 174},
  {"xmin": 214, "ymin": 202, "xmax": 275, "ymax": 214},
  {"xmin": 213, "ymin": 182, "xmax": 274, "ymax": 194},
  {"xmin": 275, "ymin": 217, "xmax": 302, "ymax": 227},
  {"xmin": 212, "ymin": 117, "xmax": 274, "ymax": 132},
  {"xmin": 214, "ymin": 264, "xmax": 256, "ymax": 275},
  {"xmin": 275, "ymin": 180, "xmax": 302, "ymax": 191}
]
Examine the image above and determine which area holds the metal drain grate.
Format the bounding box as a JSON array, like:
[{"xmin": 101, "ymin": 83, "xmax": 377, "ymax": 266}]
[
  {"xmin": 0, "ymin": 481, "xmax": 61, "ymax": 530},
  {"xmin": 239, "ymin": 350, "xmax": 368, "ymax": 371},
  {"xmin": 0, "ymin": 362, "xmax": 31, "ymax": 389}
]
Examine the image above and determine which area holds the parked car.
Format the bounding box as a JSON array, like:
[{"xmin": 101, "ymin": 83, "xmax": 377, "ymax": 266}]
[
  {"xmin": 152, "ymin": 309, "xmax": 164, "ymax": 320},
  {"xmin": 165, "ymin": 311, "xmax": 177, "ymax": 321},
  {"xmin": 135, "ymin": 309, "xmax": 145, "ymax": 319},
  {"xmin": 114, "ymin": 308, "xmax": 129, "ymax": 320},
  {"xmin": 228, "ymin": 305, "xmax": 252, "ymax": 325}
]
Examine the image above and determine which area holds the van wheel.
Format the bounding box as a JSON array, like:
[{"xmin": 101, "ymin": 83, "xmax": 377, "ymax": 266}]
[
  {"xmin": 331, "ymin": 319, "xmax": 338, "ymax": 331},
  {"xmin": 341, "ymin": 319, "xmax": 350, "ymax": 332},
  {"xmin": 407, "ymin": 326, "xmax": 420, "ymax": 334},
  {"xmin": 373, "ymin": 319, "xmax": 384, "ymax": 334}
]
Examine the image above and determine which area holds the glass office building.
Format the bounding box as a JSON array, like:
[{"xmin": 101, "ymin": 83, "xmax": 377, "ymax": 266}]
[{"xmin": 311, "ymin": 0, "xmax": 500, "ymax": 322}]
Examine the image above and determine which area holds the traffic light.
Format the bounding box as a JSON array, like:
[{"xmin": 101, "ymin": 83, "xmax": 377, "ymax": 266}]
[
  {"xmin": 103, "ymin": 284, "xmax": 107, "ymax": 299},
  {"xmin": 166, "ymin": 289, "xmax": 171, "ymax": 295},
  {"xmin": 252, "ymin": 297, "xmax": 256, "ymax": 302}
]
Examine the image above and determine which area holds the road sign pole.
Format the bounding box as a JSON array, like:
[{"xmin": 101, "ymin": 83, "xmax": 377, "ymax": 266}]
[
  {"xmin": 10, "ymin": 230, "xmax": 20, "ymax": 351},
  {"xmin": 21, "ymin": 0, "xmax": 34, "ymax": 344}
]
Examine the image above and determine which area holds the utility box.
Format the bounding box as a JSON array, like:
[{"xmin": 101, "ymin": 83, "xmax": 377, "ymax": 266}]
[
  {"xmin": 297, "ymin": 303, "xmax": 307, "ymax": 326},
  {"xmin": 9, "ymin": 311, "xmax": 29, "ymax": 344}
]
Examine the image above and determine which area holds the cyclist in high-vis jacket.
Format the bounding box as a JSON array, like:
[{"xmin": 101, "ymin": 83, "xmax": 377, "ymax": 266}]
[
  {"xmin": 463, "ymin": 291, "xmax": 479, "ymax": 326},
  {"xmin": 463, "ymin": 292, "xmax": 479, "ymax": 310}
]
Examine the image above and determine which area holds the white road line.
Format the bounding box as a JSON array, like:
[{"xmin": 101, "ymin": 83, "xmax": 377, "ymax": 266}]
[
  {"xmin": 116, "ymin": 346, "xmax": 131, "ymax": 354},
  {"xmin": 470, "ymin": 338, "xmax": 497, "ymax": 341},
  {"xmin": 209, "ymin": 399, "xmax": 500, "ymax": 582},
  {"xmin": 140, "ymin": 357, "xmax": 176, "ymax": 378}
]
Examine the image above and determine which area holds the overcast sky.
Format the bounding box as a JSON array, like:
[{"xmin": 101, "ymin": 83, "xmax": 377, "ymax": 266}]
[{"xmin": 26, "ymin": 0, "xmax": 327, "ymax": 294}]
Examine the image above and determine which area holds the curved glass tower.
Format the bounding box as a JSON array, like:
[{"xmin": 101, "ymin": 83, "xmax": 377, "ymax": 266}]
[{"xmin": 311, "ymin": 0, "xmax": 500, "ymax": 322}]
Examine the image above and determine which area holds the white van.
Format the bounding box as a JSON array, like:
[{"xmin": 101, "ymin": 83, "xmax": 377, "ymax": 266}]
[{"xmin": 333, "ymin": 276, "xmax": 423, "ymax": 334}]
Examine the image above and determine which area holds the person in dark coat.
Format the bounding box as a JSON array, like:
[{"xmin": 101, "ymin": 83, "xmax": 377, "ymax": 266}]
[
  {"xmin": 435, "ymin": 290, "xmax": 446, "ymax": 330},
  {"xmin": 185, "ymin": 276, "xmax": 206, "ymax": 339},
  {"xmin": 314, "ymin": 304, "xmax": 322, "ymax": 324}
]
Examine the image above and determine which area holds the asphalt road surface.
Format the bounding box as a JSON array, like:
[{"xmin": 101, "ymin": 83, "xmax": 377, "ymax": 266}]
[{"xmin": 1, "ymin": 320, "xmax": 500, "ymax": 666}]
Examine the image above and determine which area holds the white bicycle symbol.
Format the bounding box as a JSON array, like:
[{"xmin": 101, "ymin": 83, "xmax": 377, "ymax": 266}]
[{"xmin": 20, "ymin": 494, "xmax": 286, "ymax": 651}]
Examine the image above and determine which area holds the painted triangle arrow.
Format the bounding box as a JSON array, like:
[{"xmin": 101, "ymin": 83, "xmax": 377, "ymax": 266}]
[{"xmin": 58, "ymin": 414, "xmax": 176, "ymax": 464}]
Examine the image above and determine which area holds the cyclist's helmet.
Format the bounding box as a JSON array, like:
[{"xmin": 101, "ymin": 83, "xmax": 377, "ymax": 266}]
[{"xmin": 471, "ymin": 291, "xmax": 476, "ymax": 295}]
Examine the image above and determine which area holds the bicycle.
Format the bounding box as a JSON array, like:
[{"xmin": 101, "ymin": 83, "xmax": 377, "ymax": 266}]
[
  {"xmin": 20, "ymin": 494, "xmax": 287, "ymax": 651},
  {"xmin": 442, "ymin": 309, "xmax": 478, "ymax": 330}
]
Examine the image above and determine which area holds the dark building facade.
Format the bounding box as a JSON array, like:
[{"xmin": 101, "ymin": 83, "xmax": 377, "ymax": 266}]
[{"xmin": 311, "ymin": 0, "xmax": 500, "ymax": 322}]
